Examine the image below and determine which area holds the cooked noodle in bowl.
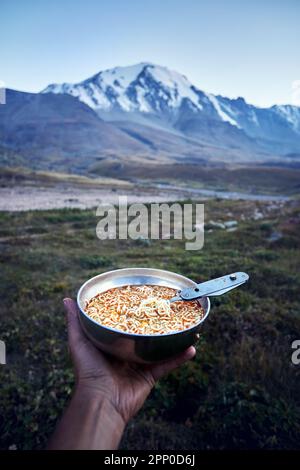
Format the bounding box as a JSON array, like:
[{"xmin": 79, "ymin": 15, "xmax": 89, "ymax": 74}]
[
  {"xmin": 85, "ymin": 285, "xmax": 205, "ymax": 335},
  {"xmin": 77, "ymin": 268, "xmax": 211, "ymax": 363}
]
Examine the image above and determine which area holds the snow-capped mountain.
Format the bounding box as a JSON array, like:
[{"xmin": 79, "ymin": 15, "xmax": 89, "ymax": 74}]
[
  {"xmin": 41, "ymin": 62, "xmax": 299, "ymax": 156},
  {"xmin": 1, "ymin": 64, "xmax": 299, "ymax": 176},
  {"xmin": 44, "ymin": 63, "xmax": 207, "ymax": 114},
  {"xmin": 43, "ymin": 63, "xmax": 253, "ymax": 134}
]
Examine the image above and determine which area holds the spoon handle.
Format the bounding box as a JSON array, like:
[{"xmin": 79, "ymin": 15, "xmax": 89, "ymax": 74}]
[{"xmin": 171, "ymin": 272, "xmax": 249, "ymax": 302}]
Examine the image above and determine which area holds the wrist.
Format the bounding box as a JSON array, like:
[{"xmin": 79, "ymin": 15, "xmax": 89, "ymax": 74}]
[
  {"xmin": 68, "ymin": 386, "xmax": 126, "ymax": 449},
  {"xmin": 74, "ymin": 383, "xmax": 127, "ymax": 427},
  {"xmin": 48, "ymin": 385, "xmax": 126, "ymax": 450}
]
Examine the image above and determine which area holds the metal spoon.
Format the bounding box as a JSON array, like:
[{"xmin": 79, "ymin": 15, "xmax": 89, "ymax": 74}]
[{"xmin": 169, "ymin": 272, "xmax": 249, "ymax": 303}]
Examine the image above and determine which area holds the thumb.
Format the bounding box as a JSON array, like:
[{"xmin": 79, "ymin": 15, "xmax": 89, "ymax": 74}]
[
  {"xmin": 63, "ymin": 298, "xmax": 86, "ymax": 353},
  {"xmin": 149, "ymin": 346, "xmax": 196, "ymax": 382}
]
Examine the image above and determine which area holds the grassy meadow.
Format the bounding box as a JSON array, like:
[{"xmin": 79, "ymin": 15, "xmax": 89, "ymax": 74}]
[{"xmin": 0, "ymin": 198, "xmax": 300, "ymax": 449}]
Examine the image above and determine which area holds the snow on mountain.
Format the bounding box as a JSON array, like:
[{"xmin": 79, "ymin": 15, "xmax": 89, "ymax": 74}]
[
  {"xmin": 207, "ymin": 94, "xmax": 240, "ymax": 127},
  {"xmin": 43, "ymin": 63, "xmax": 205, "ymax": 114},
  {"xmin": 272, "ymin": 104, "xmax": 300, "ymax": 131},
  {"xmin": 43, "ymin": 63, "xmax": 300, "ymax": 155}
]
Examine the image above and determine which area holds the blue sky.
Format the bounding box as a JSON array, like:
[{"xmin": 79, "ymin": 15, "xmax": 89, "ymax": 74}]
[{"xmin": 1, "ymin": 0, "xmax": 299, "ymax": 107}]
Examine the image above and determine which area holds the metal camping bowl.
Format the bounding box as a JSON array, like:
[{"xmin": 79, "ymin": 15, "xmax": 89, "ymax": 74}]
[{"xmin": 77, "ymin": 268, "xmax": 211, "ymax": 364}]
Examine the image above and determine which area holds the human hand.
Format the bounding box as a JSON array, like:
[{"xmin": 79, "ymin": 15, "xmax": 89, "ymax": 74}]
[{"xmin": 63, "ymin": 298, "xmax": 196, "ymax": 425}]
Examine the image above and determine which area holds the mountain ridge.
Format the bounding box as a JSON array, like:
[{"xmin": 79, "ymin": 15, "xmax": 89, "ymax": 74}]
[
  {"xmin": 0, "ymin": 63, "xmax": 299, "ymax": 175},
  {"xmin": 43, "ymin": 62, "xmax": 300, "ymax": 155}
]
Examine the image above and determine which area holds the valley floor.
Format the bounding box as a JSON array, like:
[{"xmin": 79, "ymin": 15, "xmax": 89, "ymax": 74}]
[
  {"xmin": 0, "ymin": 166, "xmax": 293, "ymax": 211},
  {"xmin": 0, "ymin": 185, "xmax": 190, "ymax": 211}
]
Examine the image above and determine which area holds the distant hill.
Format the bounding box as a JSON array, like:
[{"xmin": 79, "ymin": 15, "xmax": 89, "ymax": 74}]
[{"xmin": 0, "ymin": 89, "xmax": 149, "ymax": 172}]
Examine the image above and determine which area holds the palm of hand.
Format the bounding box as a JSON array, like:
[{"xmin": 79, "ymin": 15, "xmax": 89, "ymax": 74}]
[
  {"xmin": 65, "ymin": 298, "xmax": 195, "ymax": 423},
  {"xmin": 71, "ymin": 330, "xmax": 154, "ymax": 422}
]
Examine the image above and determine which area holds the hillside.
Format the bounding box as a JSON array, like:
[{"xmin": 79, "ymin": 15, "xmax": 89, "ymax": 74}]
[{"xmin": 0, "ymin": 89, "xmax": 148, "ymax": 172}]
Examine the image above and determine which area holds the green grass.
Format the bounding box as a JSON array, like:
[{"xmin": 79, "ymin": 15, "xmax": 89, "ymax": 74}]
[{"xmin": 0, "ymin": 199, "xmax": 300, "ymax": 449}]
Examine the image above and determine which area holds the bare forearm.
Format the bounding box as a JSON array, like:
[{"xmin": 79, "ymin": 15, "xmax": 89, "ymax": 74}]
[{"xmin": 47, "ymin": 387, "xmax": 126, "ymax": 450}]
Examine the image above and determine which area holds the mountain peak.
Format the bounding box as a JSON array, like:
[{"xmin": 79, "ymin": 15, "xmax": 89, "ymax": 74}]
[
  {"xmin": 42, "ymin": 62, "xmax": 201, "ymax": 114},
  {"xmin": 90, "ymin": 62, "xmax": 151, "ymax": 88}
]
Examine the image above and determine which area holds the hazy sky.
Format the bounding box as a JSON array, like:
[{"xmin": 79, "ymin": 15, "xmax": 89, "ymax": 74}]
[{"xmin": 1, "ymin": 0, "xmax": 300, "ymax": 107}]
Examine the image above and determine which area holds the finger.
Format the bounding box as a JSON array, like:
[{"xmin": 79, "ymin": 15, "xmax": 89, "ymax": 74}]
[
  {"xmin": 63, "ymin": 298, "xmax": 87, "ymax": 352},
  {"xmin": 149, "ymin": 346, "xmax": 196, "ymax": 382},
  {"xmin": 63, "ymin": 298, "xmax": 108, "ymax": 371}
]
